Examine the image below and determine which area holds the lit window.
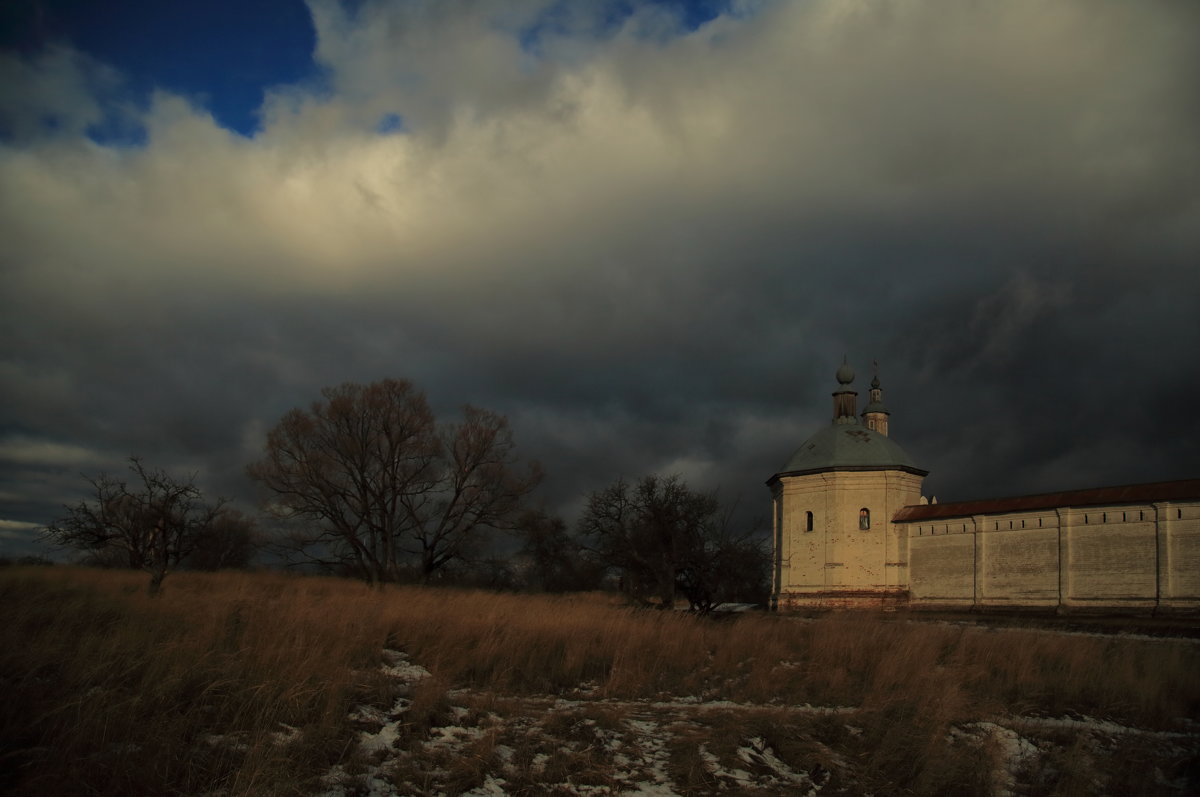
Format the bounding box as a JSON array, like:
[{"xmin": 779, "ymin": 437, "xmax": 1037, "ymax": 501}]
[{"xmin": 859, "ymin": 508, "xmax": 871, "ymax": 530}]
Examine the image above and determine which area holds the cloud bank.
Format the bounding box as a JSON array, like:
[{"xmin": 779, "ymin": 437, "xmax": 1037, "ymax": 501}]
[{"xmin": 2, "ymin": 0, "xmax": 1198, "ymax": 556}]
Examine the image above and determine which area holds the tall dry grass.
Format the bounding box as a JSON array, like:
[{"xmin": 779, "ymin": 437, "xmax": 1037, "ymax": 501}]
[{"xmin": 3, "ymin": 567, "xmax": 1196, "ymax": 795}]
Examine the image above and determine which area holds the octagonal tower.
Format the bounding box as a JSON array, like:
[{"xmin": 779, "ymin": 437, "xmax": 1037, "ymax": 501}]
[{"xmin": 768, "ymin": 362, "xmax": 928, "ymax": 609}]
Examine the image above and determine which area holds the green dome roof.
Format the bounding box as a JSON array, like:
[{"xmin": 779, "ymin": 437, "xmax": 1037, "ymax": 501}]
[{"xmin": 775, "ymin": 422, "xmax": 925, "ymax": 477}]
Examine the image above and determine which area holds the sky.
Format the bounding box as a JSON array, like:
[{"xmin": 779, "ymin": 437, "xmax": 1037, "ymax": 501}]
[{"xmin": 2, "ymin": 0, "xmax": 1198, "ymax": 559}]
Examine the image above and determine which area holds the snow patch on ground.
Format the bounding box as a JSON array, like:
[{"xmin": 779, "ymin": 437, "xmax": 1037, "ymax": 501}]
[
  {"xmin": 738, "ymin": 736, "xmax": 820, "ymax": 793},
  {"xmin": 951, "ymin": 722, "xmax": 1038, "ymax": 797},
  {"xmin": 380, "ymin": 648, "xmax": 431, "ymax": 682},
  {"xmin": 272, "ymin": 723, "xmax": 302, "ymax": 747},
  {"xmin": 461, "ymin": 775, "xmax": 509, "ymax": 796},
  {"xmin": 319, "ymin": 764, "xmax": 397, "ymax": 797},
  {"xmin": 312, "ymin": 648, "xmax": 1199, "ymax": 796},
  {"xmin": 1011, "ymin": 714, "xmax": 1199, "ymax": 739}
]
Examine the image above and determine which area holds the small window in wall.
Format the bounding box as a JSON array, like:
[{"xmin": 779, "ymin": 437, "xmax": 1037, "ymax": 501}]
[
  {"xmin": 1009, "ymin": 520, "xmax": 1013, "ymax": 529},
  {"xmin": 995, "ymin": 521, "xmax": 999, "ymax": 530},
  {"xmin": 1084, "ymin": 514, "xmax": 1089, "ymax": 524},
  {"xmin": 1140, "ymin": 510, "xmax": 1144, "ymax": 521},
  {"xmin": 805, "ymin": 511, "xmax": 814, "ymax": 532},
  {"xmin": 1021, "ymin": 519, "xmax": 1025, "ymax": 528},
  {"xmin": 1103, "ymin": 512, "xmax": 1107, "ymax": 523},
  {"xmin": 1038, "ymin": 517, "xmax": 1043, "ymax": 527},
  {"xmin": 859, "ymin": 508, "xmax": 871, "ymax": 530}
]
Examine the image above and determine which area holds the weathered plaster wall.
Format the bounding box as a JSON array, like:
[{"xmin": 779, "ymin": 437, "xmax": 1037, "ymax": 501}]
[
  {"xmin": 909, "ymin": 532, "xmax": 973, "ymax": 604},
  {"xmin": 981, "ymin": 527, "xmax": 1059, "ymax": 606},
  {"xmin": 900, "ymin": 501, "xmax": 1200, "ymax": 611},
  {"xmin": 1170, "ymin": 507, "xmax": 1200, "ymax": 599},
  {"xmin": 772, "ymin": 469, "xmax": 923, "ymax": 609}
]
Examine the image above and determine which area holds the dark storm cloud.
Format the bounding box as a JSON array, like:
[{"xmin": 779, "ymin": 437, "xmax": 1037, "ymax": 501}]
[{"xmin": 1, "ymin": 0, "xmax": 1198, "ymax": 557}]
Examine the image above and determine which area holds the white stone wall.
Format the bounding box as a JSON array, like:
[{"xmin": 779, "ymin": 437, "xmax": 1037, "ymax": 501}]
[
  {"xmin": 772, "ymin": 469, "xmax": 923, "ymax": 608},
  {"xmin": 1066, "ymin": 508, "xmax": 1156, "ymax": 603},
  {"xmin": 980, "ymin": 527, "xmax": 1059, "ymax": 606},
  {"xmin": 900, "ymin": 500, "xmax": 1200, "ymax": 611},
  {"xmin": 909, "ymin": 532, "xmax": 973, "ymax": 604},
  {"xmin": 1162, "ymin": 503, "xmax": 1200, "ymax": 605}
]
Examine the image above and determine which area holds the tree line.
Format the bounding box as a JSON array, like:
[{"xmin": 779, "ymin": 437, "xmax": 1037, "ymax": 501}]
[{"xmin": 41, "ymin": 378, "xmax": 768, "ymax": 607}]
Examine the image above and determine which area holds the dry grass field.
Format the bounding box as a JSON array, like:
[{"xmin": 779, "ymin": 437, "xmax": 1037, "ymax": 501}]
[{"xmin": 2, "ymin": 567, "xmax": 1197, "ymax": 796}]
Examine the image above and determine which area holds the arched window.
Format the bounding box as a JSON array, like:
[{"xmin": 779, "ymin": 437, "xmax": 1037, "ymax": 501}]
[
  {"xmin": 859, "ymin": 508, "xmax": 870, "ymax": 530},
  {"xmin": 805, "ymin": 511, "xmax": 814, "ymax": 532}
]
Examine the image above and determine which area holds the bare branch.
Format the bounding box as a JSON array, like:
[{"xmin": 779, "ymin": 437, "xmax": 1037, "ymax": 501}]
[{"xmin": 247, "ymin": 379, "xmax": 541, "ymax": 584}]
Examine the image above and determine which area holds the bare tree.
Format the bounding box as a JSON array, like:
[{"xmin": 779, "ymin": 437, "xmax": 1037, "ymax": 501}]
[
  {"xmin": 184, "ymin": 508, "xmax": 260, "ymax": 571},
  {"xmin": 42, "ymin": 457, "xmax": 224, "ymax": 594},
  {"xmin": 513, "ymin": 508, "xmax": 604, "ymax": 593},
  {"xmin": 579, "ymin": 474, "xmax": 768, "ymax": 611},
  {"xmin": 247, "ymin": 379, "xmax": 541, "ymax": 585},
  {"xmin": 674, "ymin": 503, "xmax": 770, "ymax": 613},
  {"xmin": 579, "ymin": 475, "xmax": 716, "ymax": 608}
]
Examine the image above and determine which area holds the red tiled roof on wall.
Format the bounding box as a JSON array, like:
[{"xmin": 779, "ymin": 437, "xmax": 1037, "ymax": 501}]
[{"xmin": 893, "ymin": 479, "xmax": 1200, "ymax": 523}]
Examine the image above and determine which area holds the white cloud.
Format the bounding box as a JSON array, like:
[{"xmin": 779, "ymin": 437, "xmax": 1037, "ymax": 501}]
[
  {"xmin": 0, "ymin": 45, "xmax": 122, "ymax": 141},
  {"xmin": 0, "ymin": 437, "xmax": 108, "ymax": 468},
  {"xmin": 0, "ymin": 519, "xmax": 41, "ymax": 534},
  {"xmin": 1, "ymin": 0, "xmax": 1197, "ymax": 523},
  {"xmin": 3, "ymin": 0, "xmax": 1194, "ymax": 306}
]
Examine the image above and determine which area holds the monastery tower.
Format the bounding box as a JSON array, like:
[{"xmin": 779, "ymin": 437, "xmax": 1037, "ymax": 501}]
[
  {"xmin": 768, "ymin": 361, "xmax": 928, "ymax": 609},
  {"xmin": 769, "ymin": 362, "xmax": 1200, "ymax": 612}
]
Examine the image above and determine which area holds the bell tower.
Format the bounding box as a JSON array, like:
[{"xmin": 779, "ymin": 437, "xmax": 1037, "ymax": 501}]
[
  {"xmin": 832, "ymin": 357, "xmax": 858, "ymax": 422},
  {"xmin": 861, "ymin": 363, "xmax": 890, "ymax": 436},
  {"xmin": 768, "ymin": 360, "xmax": 927, "ymax": 609}
]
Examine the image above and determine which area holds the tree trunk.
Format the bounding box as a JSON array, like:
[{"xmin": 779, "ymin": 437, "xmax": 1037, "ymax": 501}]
[
  {"xmin": 658, "ymin": 567, "xmax": 676, "ymax": 609},
  {"xmin": 147, "ymin": 569, "xmax": 165, "ymax": 597}
]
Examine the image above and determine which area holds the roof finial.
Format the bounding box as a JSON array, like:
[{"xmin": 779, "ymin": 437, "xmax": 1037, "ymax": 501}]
[{"xmin": 835, "ymin": 356, "xmax": 855, "ymax": 386}]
